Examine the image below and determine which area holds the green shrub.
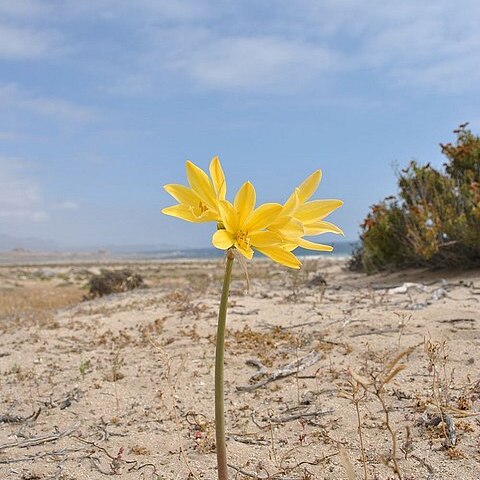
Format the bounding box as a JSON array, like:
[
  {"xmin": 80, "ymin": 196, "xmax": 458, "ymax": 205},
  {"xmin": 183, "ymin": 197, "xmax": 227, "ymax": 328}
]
[{"xmin": 352, "ymin": 125, "xmax": 480, "ymax": 273}]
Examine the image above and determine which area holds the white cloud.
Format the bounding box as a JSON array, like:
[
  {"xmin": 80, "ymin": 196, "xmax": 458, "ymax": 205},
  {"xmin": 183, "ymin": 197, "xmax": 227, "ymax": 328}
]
[
  {"xmin": 53, "ymin": 201, "xmax": 79, "ymax": 211},
  {"xmin": 285, "ymin": 0, "xmax": 480, "ymax": 93},
  {"xmin": 24, "ymin": 97, "xmax": 96, "ymax": 122},
  {"xmin": 0, "ymin": 157, "xmax": 80, "ymax": 223},
  {"xmin": 394, "ymin": 55, "xmax": 480, "ymax": 93},
  {"xmin": 168, "ymin": 36, "xmax": 339, "ymax": 91},
  {"xmin": 0, "ymin": 24, "xmax": 58, "ymax": 59},
  {"xmin": 107, "ymin": 26, "xmax": 342, "ymax": 95},
  {"xmin": 0, "ymin": 157, "xmax": 48, "ymax": 222},
  {"xmin": 62, "ymin": 0, "xmax": 211, "ymax": 22},
  {"xmin": 0, "ymin": 83, "xmax": 97, "ymax": 122},
  {"xmin": 2, "ymin": 0, "xmax": 479, "ymax": 96},
  {"xmin": 0, "ymin": 0, "xmax": 49, "ymax": 18},
  {"xmin": 351, "ymin": 2, "xmax": 480, "ymax": 92},
  {"xmin": 98, "ymin": 0, "xmax": 480, "ymax": 95}
]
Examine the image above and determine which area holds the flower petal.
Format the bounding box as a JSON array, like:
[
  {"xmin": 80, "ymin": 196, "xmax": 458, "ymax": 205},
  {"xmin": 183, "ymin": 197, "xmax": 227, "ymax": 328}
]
[
  {"xmin": 234, "ymin": 181, "xmax": 256, "ymax": 225},
  {"xmin": 164, "ymin": 184, "xmax": 200, "ymax": 205},
  {"xmin": 256, "ymin": 246, "xmax": 301, "ymax": 269},
  {"xmin": 282, "ymin": 189, "xmax": 300, "ymax": 216},
  {"xmin": 162, "ymin": 204, "xmax": 197, "ymax": 222},
  {"xmin": 218, "ymin": 200, "xmax": 239, "ymax": 233},
  {"xmin": 296, "ymin": 199, "xmax": 343, "ymax": 223},
  {"xmin": 245, "ymin": 203, "xmax": 282, "ymax": 233},
  {"xmin": 250, "ymin": 231, "xmax": 283, "ymax": 248},
  {"xmin": 297, "ymin": 170, "xmax": 322, "ymax": 203},
  {"xmin": 209, "ymin": 156, "xmax": 227, "ymax": 200},
  {"xmin": 298, "ymin": 238, "xmax": 334, "ymax": 251},
  {"xmin": 235, "ymin": 244, "xmax": 254, "ymax": 260},
  {"xmin": 303, "ymin": 220, "xmax": 344, "ymax": 236},
  {"xmin": 196, "ymin": 209, "xmax": 220, "ymax": 222},
  {"xmin": 186, "ymin": 160, "xmax": 216, "ymax": 207},
  {"xmin": 270, "ymin": 216, "xmax": 304, "ymax": 241},
  {"xmin": 212, "ymin": 229, "xmax": 234, "ymax": 250}
]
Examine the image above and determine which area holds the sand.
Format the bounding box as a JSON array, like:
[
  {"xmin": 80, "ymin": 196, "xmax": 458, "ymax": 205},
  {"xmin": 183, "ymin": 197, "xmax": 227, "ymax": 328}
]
[{"xmin": 0, "ymin": 254, "xmax": 479, "ymax": 480}]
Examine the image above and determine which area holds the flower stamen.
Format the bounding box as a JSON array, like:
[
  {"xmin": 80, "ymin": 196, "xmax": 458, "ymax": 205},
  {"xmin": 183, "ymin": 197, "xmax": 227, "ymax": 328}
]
[
  {"xmin": 235, "ymin": 230, "xmax": 250, "ymax": 251},
  {"xmin": 197, "ymin": 201, "xmax": 208, "ymax": 214}
]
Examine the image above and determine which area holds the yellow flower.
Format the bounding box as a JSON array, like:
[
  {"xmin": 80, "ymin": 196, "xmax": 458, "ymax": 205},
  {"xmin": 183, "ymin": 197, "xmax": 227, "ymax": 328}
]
[
  {"xmin": 161, "ymin": 159, "xmax": 342, "ymax": 269},
  {"xmin": 270, "ymin": 170, "xmax": 343, "ymax": 251},
  {"xmin": 162, "ymin": 156, "xmax": 226, "ymax": 223},
  {"xmin": 212, "ymin": 181, "xmax": 302, "ymax": 269}
]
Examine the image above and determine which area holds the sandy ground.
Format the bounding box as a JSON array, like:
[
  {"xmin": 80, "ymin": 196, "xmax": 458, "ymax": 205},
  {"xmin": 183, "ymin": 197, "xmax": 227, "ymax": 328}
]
[{"xmin": 0, "ymin": 253, "xmax": 479, "ymax": 480}]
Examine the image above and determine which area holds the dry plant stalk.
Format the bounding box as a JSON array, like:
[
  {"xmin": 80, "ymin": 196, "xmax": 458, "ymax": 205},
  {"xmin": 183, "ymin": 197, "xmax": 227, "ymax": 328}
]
[
  {"xmin": 112, "ymin": 347, "xmax": 122, "ymax": 413},
  {"xmin": 424, "ymin": 338, "xmax": 454, "ymax": 447},
  {"xmin": 394, "ymin": 312, "xmax": 412, "ymax": 350},
  {"xmin": 150, "ymin": 341, "xmax": 200, "ymax": 480},
  {"xmin": 349, "ymin": 346, "xmax": 417, "ymax": 480},
  {"xmin": 339, "ymin": 446, "xmax": 356, "ymax": 480},
  {"xmin": 267, "ymin": 409, "xmax": 279, "ymax": 467},
  {"xmin": 341, "ymin": 374, "xmax": 368, "ymax": 480}
]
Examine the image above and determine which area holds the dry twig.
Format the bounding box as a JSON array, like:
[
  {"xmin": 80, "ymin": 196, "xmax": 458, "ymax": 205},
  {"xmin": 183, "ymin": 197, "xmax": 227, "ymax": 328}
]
[
  {"xmin": 0, "ymin": 408, "xmax": 41, "ymax": 424},
  {"xmin": 237, "ymin": 351, "xmax": 322, "ymax": 392},
  {"xmin": 0, "ymin": 423, "xmax": 80, "ymax": 451}
]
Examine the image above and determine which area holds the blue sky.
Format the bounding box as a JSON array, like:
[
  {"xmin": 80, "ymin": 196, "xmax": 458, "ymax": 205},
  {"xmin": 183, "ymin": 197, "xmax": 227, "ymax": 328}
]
[{"xmin": 1, "ymin": 0, "xmax": 479, "ymax": 248}]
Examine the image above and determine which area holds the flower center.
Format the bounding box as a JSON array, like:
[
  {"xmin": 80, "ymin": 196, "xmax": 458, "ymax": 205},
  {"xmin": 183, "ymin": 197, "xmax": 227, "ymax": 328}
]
[
  {"xmin": 194, "ymin": 201, "xmax": 209, "ymax": 216},
  {"xmin": 235, "ymin": 230, "xmax": 250, "ymax": 251}
]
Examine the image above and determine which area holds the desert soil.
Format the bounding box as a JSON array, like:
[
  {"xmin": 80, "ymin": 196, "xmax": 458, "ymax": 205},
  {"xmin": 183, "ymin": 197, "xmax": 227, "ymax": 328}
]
[{"xmin": 0, "ymin": 253, "xmax": 479, "ymax": 480}]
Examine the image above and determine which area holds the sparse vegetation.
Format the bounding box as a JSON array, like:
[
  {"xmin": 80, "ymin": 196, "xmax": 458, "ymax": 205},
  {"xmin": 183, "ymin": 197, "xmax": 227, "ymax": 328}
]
[
  {"xmin": 0, "ymin": 256, "xmax": 478, "ymax": 479},
  {"xmin": 0, "ymin": 284, "xmax": 82, "ymax": 329},
  {"xmin": 79, "ymin": 358, "xmax": 92, "ymax": 378}
]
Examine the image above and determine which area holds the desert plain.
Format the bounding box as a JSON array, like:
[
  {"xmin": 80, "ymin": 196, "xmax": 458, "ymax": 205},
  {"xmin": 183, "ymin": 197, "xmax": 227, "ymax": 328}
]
[{"xmin": 0, "ymin": 251, "xmax": 479, "ymax": 480}]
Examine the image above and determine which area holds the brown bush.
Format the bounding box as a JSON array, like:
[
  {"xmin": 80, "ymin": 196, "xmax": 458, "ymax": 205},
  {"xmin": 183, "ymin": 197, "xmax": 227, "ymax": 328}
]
[{"xmin": 85, "ymin": 269, "xmax": 146, "ymax": 298}]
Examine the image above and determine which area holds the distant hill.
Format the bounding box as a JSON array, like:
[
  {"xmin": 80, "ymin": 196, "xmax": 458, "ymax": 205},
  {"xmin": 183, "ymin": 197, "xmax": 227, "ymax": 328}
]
[
  {"xmin": 103, "ymin": 243, "xmax": 180, "ymax": 253},
  {"xmin": 0, "ymin": 234, "xmax": 182, "ymax": 253},
  {"xmin": 0, "ymin": 234, "xmax": 59, "ymax": 252}
]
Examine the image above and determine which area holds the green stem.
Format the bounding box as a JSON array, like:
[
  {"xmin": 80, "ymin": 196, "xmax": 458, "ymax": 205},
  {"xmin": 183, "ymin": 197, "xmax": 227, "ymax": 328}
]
[{"xmin": 215, "ymin": 250, "xmax": 234, "ymax": 480}]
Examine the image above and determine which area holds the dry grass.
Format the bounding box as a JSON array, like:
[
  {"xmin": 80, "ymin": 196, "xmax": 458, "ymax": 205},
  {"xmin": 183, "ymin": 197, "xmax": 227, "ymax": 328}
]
[{"xmin": 0, "ymin": 285, "xmax": 83, "ymax": 330}]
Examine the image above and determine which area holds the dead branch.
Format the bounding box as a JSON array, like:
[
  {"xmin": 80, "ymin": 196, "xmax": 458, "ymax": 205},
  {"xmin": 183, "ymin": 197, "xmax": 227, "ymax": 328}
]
[
  {"xmin": 227, "ymin": 434, "xmax": 270, "ymax": 446},
  {"xmin": 231, "ymin": 308, "xmax": 259, "ymax": 316},
  {"xmin": 0, "ymin": 447, "xmax": 87, "ymax": 465},
  {"xmin": 411, "ymin": 454, "xmax": 435, "ymax": 474},
  {"xmin": 259, "ymin": 320, "xmax": 323, "ymax": 330},
  {"xmin": 438, "ymin": 318, "xmax": 475, "ymax": 324},
  {"xmin": 76, "ymin": 435, "xmax": 160, "ymax": 476},
  {"xmin": 245, "ymin": 358, "xmax": 269, "ymax": 382},
  {"xmin": 228, "ymin": 452, "xmax": 339, "ymax": 480},
  {"xmin": 237, "ymin": 351, "xmax": 322, "ymax": 392},
  {"xmin": 227, "ymin": 463, "xmax": 269, "ymax": 479},
  {"xmin": 43, "ymin": 387, "xmax": 83, "ymax": 410},
  {"xmin": 417, "ymin": 413, "xmax": 457, "ymax": 447},
  {"xmin": 0, "ymin": 423, "xmax": 80, "ymax": 451},
  {"xmin": 0, "ymin": 408, "xmax": 41, "ymax": 424},
  {"xmin": 350, "ymin": 328, "xmax": 398, "ymax": 338},
  {"xmin": 267, "ymin": 408, "xmax": 333, "ymax": 424}
]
